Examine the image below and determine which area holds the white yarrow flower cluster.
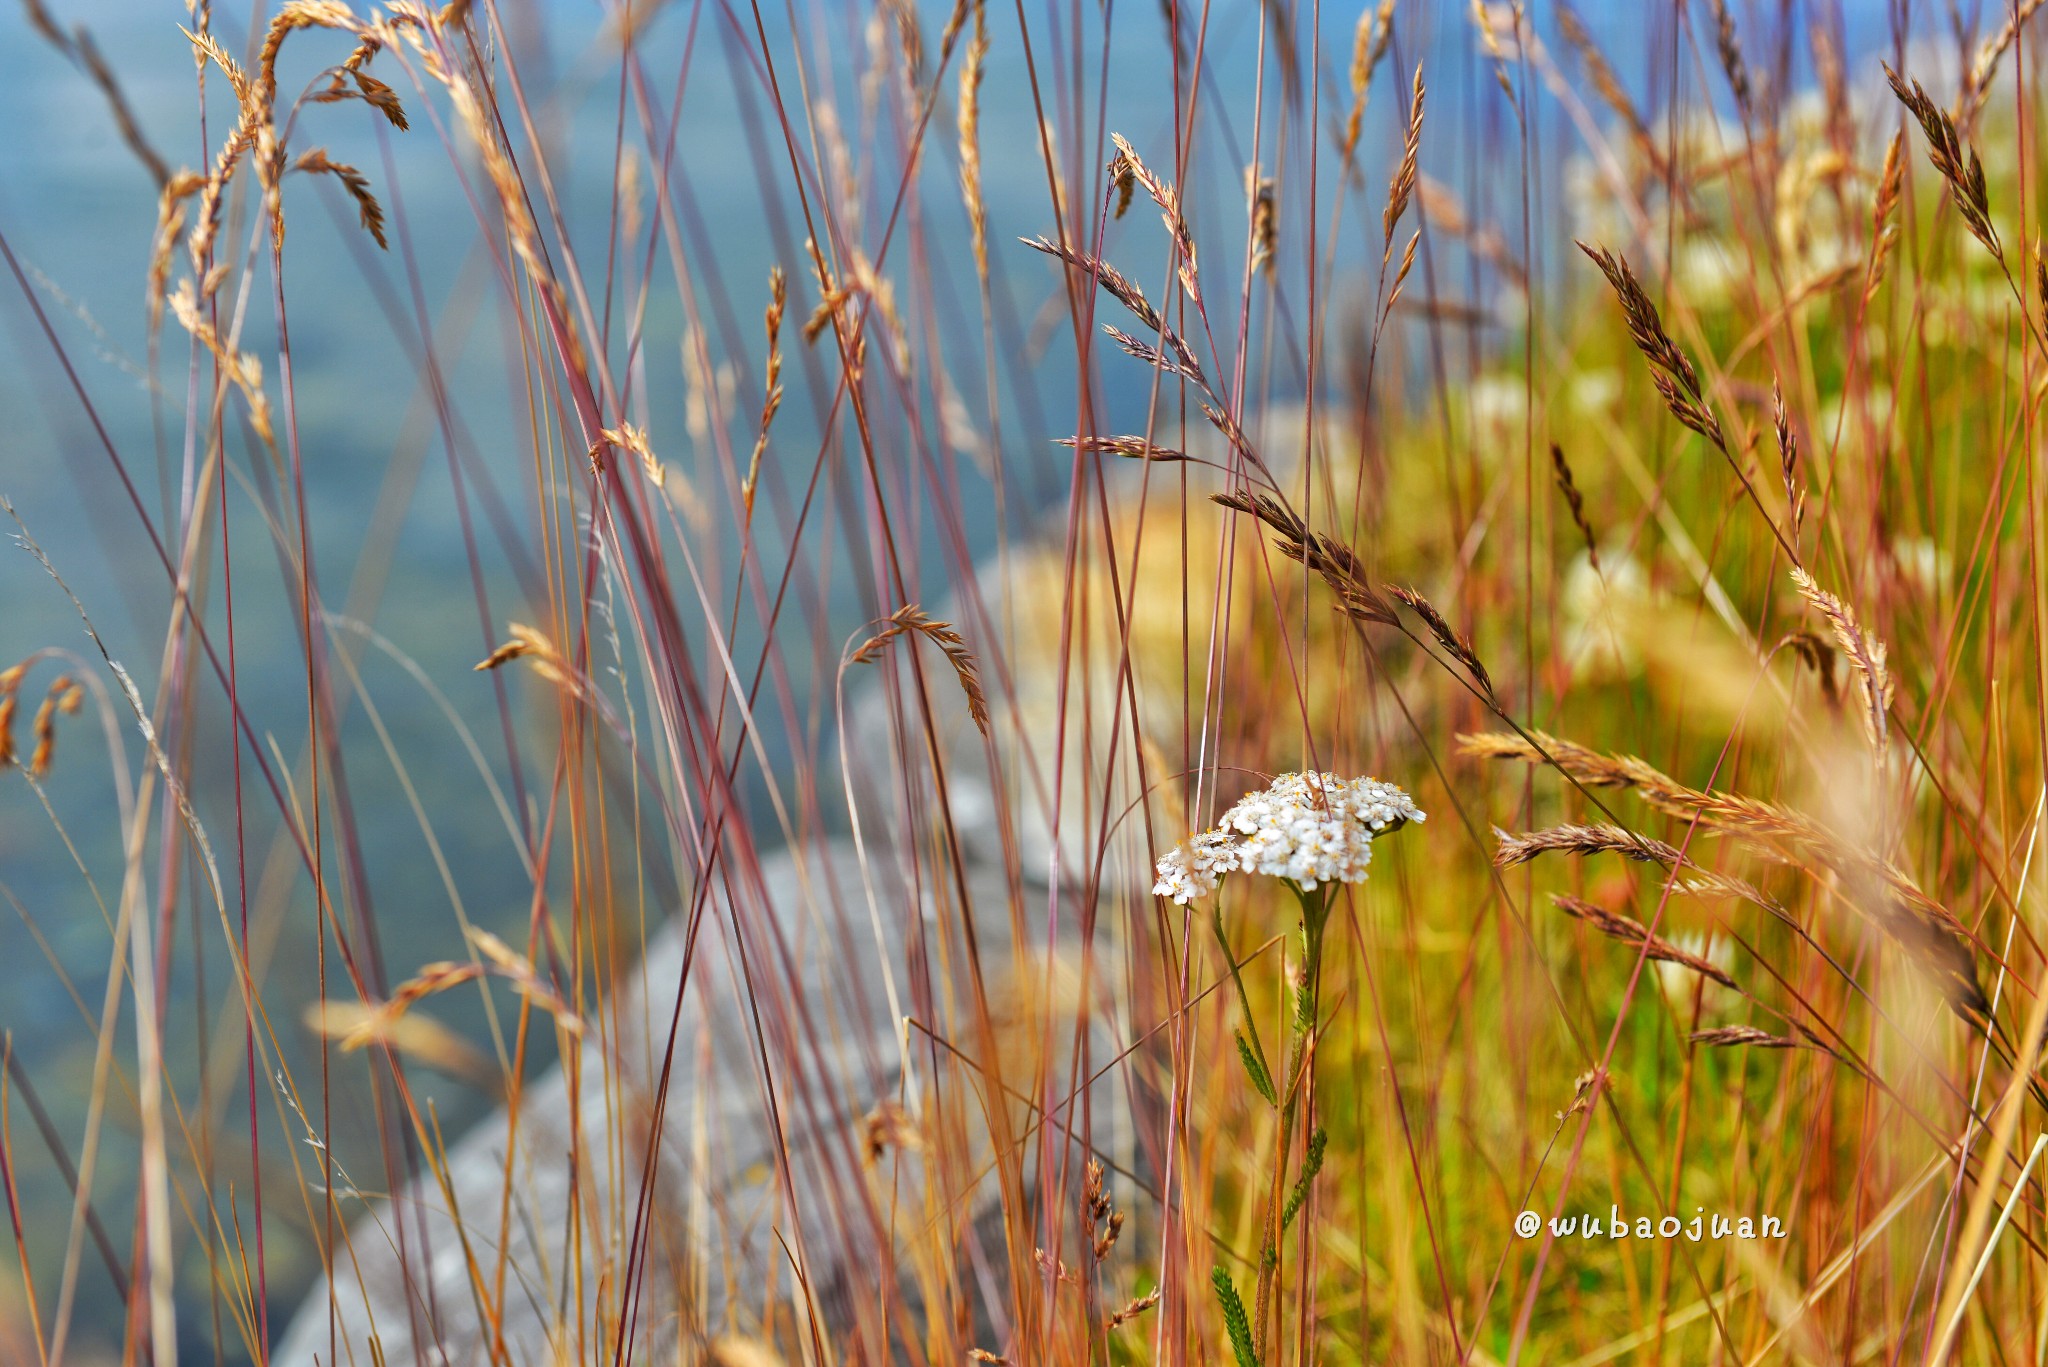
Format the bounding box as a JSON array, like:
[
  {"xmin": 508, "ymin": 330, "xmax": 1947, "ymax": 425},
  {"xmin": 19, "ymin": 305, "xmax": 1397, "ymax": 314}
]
[{"xmin": 1152, "ymin": 772, "xmax": 1425, "ymax": 904}]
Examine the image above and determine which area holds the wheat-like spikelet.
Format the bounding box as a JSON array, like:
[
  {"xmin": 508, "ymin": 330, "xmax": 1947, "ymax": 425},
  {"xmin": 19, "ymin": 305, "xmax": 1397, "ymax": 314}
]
[
  {"xmin": 1966, "ymin": 0, "xmax": 2046, "ymax": 124},
  {"xmin": 323, "ymin": 961, "xmax": 484, "ymax": 1051},
  {"xmin": 1706, "ymin": 0, "xmax": 1754, "ymax": 121},
  {"xmin": 1383, "ymin": 63, "xmax": 1425, "ymax": 250},
  {"xmin": 1865, "ymin": 129, "xmax": 1905, "ymax": 302},
  {"xmin": 1470, "ymin": 2, "xmax": 1518, "ymax": 110},
  {"xmin": 1340, "ymin": 0, "xmax": 1397, "ymax": 172},
  {"xmin": 744, "ymin": 268, "xmax": 786, "ymax": 518},
  {"xmin": 1692, "ymin": 1024, "xmax": 1812, "ymax": 1052},
  {"xmin": 599, "ymin": 421, "xmax": 668, "ymax": 490},
  {"xmin": 1548, "ymin": 442, "xmax": 1599, "ymax": 570},
  {"xmin": 167, "ymin": 279, "xmax": 274, "ymax": 442},
  {"xmin": 1493, "ymin": 823, "xmax": 1684, "ymax": 868},
  {"xmin": 1555, "ymin": 1, "xmax": 1660, "ymax": 175},
  {"xmin": 850, "ymin": 605, "xmax": 990, "ymax": 734},
  {"xmin": 1102, "ymin": 324, "xmax": 1207, "ymax": 388},
  {"xmin": 1109, "ymin": 133, "xmax": 1201, "ymax": 309},
  {"xmin": 1773, "ymin": 379, "xmax": 1805, "ymax": 545},
  {"xmin": 1578, "ymin": 241, "xmax": 1725, "ymax": 448},
  {"xmin": 1553, "ymin": 894, "xmax": 1740, "ymax": 990},
  {"xmin": 464, "ymin": 928, "xmax": 584, "ymax": 1038},
  {"xmin": 0, "ymin": 663, "xmax": 22, "ymax": 770},
  {"xmin": 1248, "ymin": 170, "xmax": 1277, "ymax": 278},
  {"xmin": 293, "ymin": 147, "xmax": 388, "ymax": 248},
  {"xmin": 957, "ymin": 0, "xmax": 989, "ymax": 284},
  {"xmin": 26, "ymin": 676, "xmax": 81, "ymax": 779},
  {"xmin": 1459, "ymin": 729, "xmax": 1988, "ymax": 1019},
  {"xmin": 1054, "ymin": 435, "xmax": 1189, "ymax": 462},
  {"xmin": 1386, "ymin": 585, "xmax": 1495, "ymax": 701},
  {"xmin": 1885, "ymin": 62, "xmax": 2000, "ymax": 258},
  {"xmin": 1212, "ymin": 488, "xmax": 1401, "ymax": 628},
  {"xmin": 1790, "ymin": 568, "xmax": 1892, "ymax": 753},
  {"xmin": 146, "ymin": 171, "xmax": 204, "ymax": 334},
  {"xmin": 1108, "ymin": 1290, "xmax": 1161, "ymax": 1329},
  {"xmin": 474, "ymin": 621, "xmax": 575, "ymax": 691}
]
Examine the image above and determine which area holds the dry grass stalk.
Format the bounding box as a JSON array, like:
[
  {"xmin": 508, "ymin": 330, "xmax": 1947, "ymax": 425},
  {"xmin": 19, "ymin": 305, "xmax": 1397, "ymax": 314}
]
[
  {"xmin": 1549, "ymin": 442, "xmax": 1599, "ymax": 570},
  {"xmin": 1022, "ymin": 235, "xmax": 1162, "ymax": 335},
  {"xmin": 1383, "ymin": 63, "xmax": 1425, "ymax": 250},
  {"xmin": 860, "ymin": 1100, "xmax": 925, "ymax": 1163},
  {"xmin": 1108, "ymin": 1289, "xmax": 1161, "ymax": 1328},
  {"xmin": 1784, "ymin": 631, "xmax": 1842, "ymax": 708},
  {"xmin": 1885, "ymin": 62, "xmax": 2000, "ymax": 258},
  {"xmin": 1108, "ymin": 144, "xmax": 1137, "ymax": 219},
  {"xmin": 1689, "ymin": 1024, "xmax": 1795, "ymax": 1049},
  {"xmin": 745, "ymin": 268, "xmax": 787, "ymax": 518},
  {"xmin": 1386, "ymin": 585, "xmax": 1495, "ymax": 700},
  {"xmin": 1103, "ymin": 324, "xmax": 1207, "ymax": 388},
  {"xmin": 1966, "ymin": 0, "xmax": 2046, "ymax": 123},
  {"xmin": 26, "ymin": 676, "xmax": 82, "ymax": 778},
  {"xmin": 1552, "ymin": 894, "xmax": 1739, "ymax": 990},
  {"xmin": 1470, "ymin": 2, "xmax": 1519, "ymax": 111},
  {"xmin": 1578, "ymin": 241, "xmax": 1725, "ymax": 448},
  {"xmin": 1055, "ymin": 435, "xmax": 1189, "ymax": 462},
  {"xmin": 1865, "ymin": 129, "xmax": 1905, "ymax": 303},
  {"xmin": 1706, "ymin": 0, "xmax": 1755, "ymax": 122},
  {"xmin": 957, "ymin": 0, "xmax": 990, "ymax": 284},
  {"xmin": 1458, "ymin": 730, "xmax": 1988, "ymax": 1019},
  {"xmin": 474, "ymin": 621, "xmax": 574, "ymax": 690},
  {"xmin": 0, "ymin": 663, "xmax": 22, "ymax": 770},
  {"xmin": 1773, "ymin": 379, "xmax": 1805, "ymax": 544},
  {"xmin": 1493, "ymin": 823, "xmax": 1685, "ymax": 868},
  {"xmin": 168, "ymin": 279, "xmax": 275, "ymax": 442},
  {"xmin": 1022, "ymin": 237, "xmax": 1209, "ymax": 393},
  {"xmin": 24, "ymin": 0, "xmax": 172, "ymax": 187},
  {"xmin": 1690, "ymin": 1024, "xmax": 1840, "ymax": 1061},
  {"xmin": 850, "ymin": 604, "xmax": 990, "ymax": 734},
  {"xmin": 1211, "ymin": 488, "xmax": 1400, "ymax": 628},
  {"xmin": 1790, "ymin": 568, "xmax": 1893, "ymax": 752},
  {"xmin": 293, "ymin": 148, "xmax": 388, "ymax": 249},
  {"xmin": 464, "ymin": 928, "xmax": 584, "ymax": 1039},
  {"xmin": 147, "ymin": 172, "xmax": 205, "ymax": 334},
  {"xmin": 600, "ymin": 421, "xmax": 668, "ymax": 490},
  {"xmin": 1248, "ymin": 170, "xmax": 1277, "ymax": 278},
  {"xmin": 1109, "ymin": 133, "xmax": 1202, "ymax": 309},
  {"xmin": 1340, "ymin": 0, "xmax": 1397, "ymax": 172},
  {"xmin": 319, "ymin": 961, "xmax": 484, "ymax": 1051},
  {"xmin": 1555, "ymin": 2, "xmax": 1658, "ymax": 173}
]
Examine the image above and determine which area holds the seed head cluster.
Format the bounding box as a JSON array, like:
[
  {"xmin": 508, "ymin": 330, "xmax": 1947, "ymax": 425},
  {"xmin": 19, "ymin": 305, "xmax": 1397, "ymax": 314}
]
[{"xmin": 1153, "ymin": 772, "xmax": 1425, "ymax": 904}]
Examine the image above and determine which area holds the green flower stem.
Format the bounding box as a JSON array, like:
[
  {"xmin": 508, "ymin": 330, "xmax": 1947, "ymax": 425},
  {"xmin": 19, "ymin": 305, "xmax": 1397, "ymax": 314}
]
[
  {"xmin": 1253, "ymin": 881, "xmax": 1329, "ymax": 1358},
  {"xmin": 1214, "ymin": 902, "xmax": 1277, "ymax": 1099}
]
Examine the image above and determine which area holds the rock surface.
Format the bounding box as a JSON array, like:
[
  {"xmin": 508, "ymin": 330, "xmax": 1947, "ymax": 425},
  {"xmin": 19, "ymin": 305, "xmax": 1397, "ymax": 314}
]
[{"xmin": 274, "ymin": 839, "xmax": 1060, "ymax": 1366}]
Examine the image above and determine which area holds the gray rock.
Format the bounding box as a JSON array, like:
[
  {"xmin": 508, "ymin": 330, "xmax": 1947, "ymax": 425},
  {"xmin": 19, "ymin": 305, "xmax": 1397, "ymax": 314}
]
[{"xmin": 273, "ymin": 837, "xmax": 1094, "ymax": 1367}]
